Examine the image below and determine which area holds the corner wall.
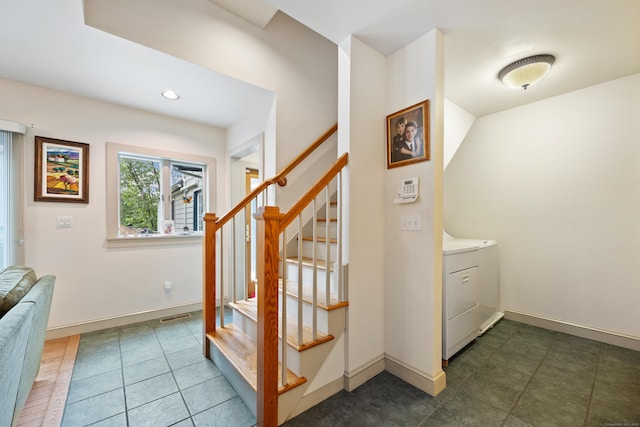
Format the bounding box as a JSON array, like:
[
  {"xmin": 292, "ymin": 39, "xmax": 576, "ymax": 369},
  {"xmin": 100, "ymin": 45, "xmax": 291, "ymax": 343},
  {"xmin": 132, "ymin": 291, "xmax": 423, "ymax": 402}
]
[
  {"xmin": 444, "ymin": 73, "xmax": 640, "ymax": 339},
  {"xmin": 384, "ymin": 30, "xmax": 445, "ymax": 395},
  {"xmin": 338, "ymin": 36, "xmax": 387, "ymax": 388},
  {"xmin": 337, "ymin": 29, "xmax": 446, "ymax": 395}
]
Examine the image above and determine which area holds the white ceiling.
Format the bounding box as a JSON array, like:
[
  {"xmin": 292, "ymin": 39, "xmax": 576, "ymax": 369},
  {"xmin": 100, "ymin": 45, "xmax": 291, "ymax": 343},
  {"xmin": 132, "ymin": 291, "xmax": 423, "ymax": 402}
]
[
  {"xmin": 271, "ymin": 0, "xmax": 640, "ymax": 117},
  {"xmin": 0, "ymin": 0, "xmax": 274, "ymax": 129},
  {"xmin": 0, "ymin": 0, "xmax": 638, "ymax": 128}
]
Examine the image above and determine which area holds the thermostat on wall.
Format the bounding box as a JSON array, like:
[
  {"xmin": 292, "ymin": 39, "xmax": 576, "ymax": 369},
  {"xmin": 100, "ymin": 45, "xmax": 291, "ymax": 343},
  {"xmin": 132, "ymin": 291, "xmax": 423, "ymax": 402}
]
[{"xmin": 395, "ymin": 177, "xmax": 418, "ymax": 203}]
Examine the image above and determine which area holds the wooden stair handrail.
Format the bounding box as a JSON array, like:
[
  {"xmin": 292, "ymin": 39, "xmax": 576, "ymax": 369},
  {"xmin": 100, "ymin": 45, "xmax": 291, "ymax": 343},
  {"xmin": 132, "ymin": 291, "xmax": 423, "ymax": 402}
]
[
  {"xmin": 203, "ymin": 124, "xmax": 343, "ymax": 427},
  {"xmin": 214, "ymin": 124, "xmax": 337, "ymax": 230},
  {"xmin": 274, "ymin": 123, "xmax": 337, "ymax": 187},
  {"xmin": 280, "ymin": 153, "xmax": 348, "ymax": 229},
  {"xmin": 255, "ymin": 151, "xmax": 347, "ymax": 426}
]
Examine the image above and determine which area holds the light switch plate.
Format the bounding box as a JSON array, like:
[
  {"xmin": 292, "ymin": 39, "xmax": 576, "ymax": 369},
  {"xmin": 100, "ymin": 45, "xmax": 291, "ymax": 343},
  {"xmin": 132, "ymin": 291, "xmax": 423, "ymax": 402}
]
[
  {"xmin": 400, "ymin": 214, "xmax": 421, "ymax": 231},
  {"xmin": 56, "ymin": 215, "xmax": 73, "ymax": 229}
]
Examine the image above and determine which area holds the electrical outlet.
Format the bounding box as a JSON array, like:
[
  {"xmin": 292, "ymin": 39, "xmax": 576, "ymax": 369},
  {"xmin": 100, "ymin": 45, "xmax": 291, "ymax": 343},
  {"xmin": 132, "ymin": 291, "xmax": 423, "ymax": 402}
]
[{"xmin": 164, "ymin": 281, "xmax": 172, "ymax": 292}]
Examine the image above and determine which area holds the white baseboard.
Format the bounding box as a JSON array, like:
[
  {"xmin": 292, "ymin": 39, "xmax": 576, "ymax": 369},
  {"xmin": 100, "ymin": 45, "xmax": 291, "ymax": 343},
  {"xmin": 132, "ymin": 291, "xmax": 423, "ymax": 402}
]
[
  {"xmin": 45, "ymin": 302, "xmax": 202, "ymax": 340},
  {"xmin": 505, "ymin": 310, "xmax": 640, "ymax": 352},
  {"xmin": 343, "ymin": 355, "xmax": 385, "ymax": 392},
  {"xmin": 384, "ymin": 356, "xmax": 446, "ymax": 397}
]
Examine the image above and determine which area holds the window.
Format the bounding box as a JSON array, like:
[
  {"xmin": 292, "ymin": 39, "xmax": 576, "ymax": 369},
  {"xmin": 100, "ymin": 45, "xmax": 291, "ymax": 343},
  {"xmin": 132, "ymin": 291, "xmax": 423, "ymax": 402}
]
[
  {"xmin": 119, "ymin": 155, "xmax": 161, "ymax": 233},
  {"xmin": 170, "ymin": 163, "xmax": 204, "ymax": 233},
  {"xmin": 107, "ymin": 142, "xmax": 215, "ymax": 243},
  {"xmin": 0, "ymin": 131, "xmax": 11, "ymax": 269},
  {"xmin": 0, "ymin": 124, "xmax": 25, "ymax": 269},
  {"xmin": 193, "ymin": 189, "xmax": 203, "ymax": 232}
]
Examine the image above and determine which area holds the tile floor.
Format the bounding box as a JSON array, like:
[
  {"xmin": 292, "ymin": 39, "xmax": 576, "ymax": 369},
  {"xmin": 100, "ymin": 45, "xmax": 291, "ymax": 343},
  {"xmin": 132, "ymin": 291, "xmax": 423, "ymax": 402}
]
[
  {"xmin": 61, "ymin": 310, "xmax": 254, "ymax": 427},
  {"xmin": 62, "ymin": 313, "xmax": 640, "ymax": 426}
]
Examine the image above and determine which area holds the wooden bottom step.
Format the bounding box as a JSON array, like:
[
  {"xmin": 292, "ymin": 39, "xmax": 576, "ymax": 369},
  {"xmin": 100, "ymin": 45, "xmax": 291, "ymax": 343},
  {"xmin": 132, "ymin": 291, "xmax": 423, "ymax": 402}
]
[
  {"xmin": 207, "ymin": 324, "xmax": 306, "ymax": 395},
  {"xmin": 229, "ymin": 299, "xmax": 335, "ymax": 351}
]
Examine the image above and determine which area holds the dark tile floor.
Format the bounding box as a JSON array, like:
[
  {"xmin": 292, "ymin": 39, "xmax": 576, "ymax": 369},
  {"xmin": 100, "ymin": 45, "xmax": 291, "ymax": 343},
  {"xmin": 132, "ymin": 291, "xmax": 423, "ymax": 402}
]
[
  {"xmin": 285, "ymin": 319, "xmax": 640, "ymax": 426},
  {"xmin": 62, "ymin": 312, "xmax": 640, "ymax": 426}
]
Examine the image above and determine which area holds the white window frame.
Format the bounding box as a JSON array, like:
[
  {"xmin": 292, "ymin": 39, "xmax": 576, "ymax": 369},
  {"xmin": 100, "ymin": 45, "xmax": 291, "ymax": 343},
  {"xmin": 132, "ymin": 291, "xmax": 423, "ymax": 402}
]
[
  {"xmin": 0, "ymin": 121, "xmax": 26, "ymax": 269},
  {"xmin": 106, "ymin": 142, "xmax": 216, "ymax": 247}
]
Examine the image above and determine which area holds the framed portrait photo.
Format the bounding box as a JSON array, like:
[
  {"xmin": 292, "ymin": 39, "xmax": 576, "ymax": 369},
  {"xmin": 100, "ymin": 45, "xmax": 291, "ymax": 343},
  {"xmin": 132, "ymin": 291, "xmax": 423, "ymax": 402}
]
[
  {"xmin": 34, "ymin": 136, "xmax": 90, "ymax": 203},
  {"xmin": 386, "ymin": 100, "xmax": 430, "ymax": 169}
]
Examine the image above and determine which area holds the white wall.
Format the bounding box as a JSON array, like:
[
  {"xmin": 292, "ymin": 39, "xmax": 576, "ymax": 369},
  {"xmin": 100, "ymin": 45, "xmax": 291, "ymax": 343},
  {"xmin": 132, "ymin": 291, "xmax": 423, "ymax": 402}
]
[
  {"xmin": 384, "ymin": 30, "xmax": 445, "ymax": 392},
  {"xmin": 443, "ymin": 99, "xmax": 475, "ymax": 170},
  {"xmin": 14, "ymin": 0, "xmax": 338, "ymax": 332},
  {"xmin": 337, "ymin": 30, "xmax": 445, "ymax": 394},
  {"xmin": 0, "ymin": 78, "xmax": 226, "ymax": 330},
  {"xmin": 444, "ymin": 73, "xmax": 640, "ymax": 338},
  {"xmin": 338, "ymin": 36, "xmax": 387, "ymax": 384}
]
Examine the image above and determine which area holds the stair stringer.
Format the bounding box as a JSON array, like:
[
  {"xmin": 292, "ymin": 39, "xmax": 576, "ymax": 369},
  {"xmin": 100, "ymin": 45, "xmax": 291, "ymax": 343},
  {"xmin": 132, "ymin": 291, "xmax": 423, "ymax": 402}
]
[
  {"xmin": 208, "ymin": 339, "xmax": 257, "ymax": 417},
  {"xmin": 277, "ymin": 321, "xmax": 347, "ymax": 425}
]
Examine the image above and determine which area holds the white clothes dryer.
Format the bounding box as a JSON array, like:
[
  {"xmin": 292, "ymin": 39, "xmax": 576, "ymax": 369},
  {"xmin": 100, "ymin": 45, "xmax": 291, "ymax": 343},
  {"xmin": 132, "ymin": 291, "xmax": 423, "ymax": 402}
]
[{"xmin": 442, "ymin": 231, "xmax": 503, "ymax": 363}]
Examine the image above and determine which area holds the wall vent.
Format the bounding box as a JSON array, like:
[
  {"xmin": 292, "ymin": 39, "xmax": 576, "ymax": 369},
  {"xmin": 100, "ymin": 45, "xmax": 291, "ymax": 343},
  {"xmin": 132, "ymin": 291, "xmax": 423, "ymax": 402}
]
[{"xmin": 159, "ymin": 313, "xmax": 192, "ymax": 323}]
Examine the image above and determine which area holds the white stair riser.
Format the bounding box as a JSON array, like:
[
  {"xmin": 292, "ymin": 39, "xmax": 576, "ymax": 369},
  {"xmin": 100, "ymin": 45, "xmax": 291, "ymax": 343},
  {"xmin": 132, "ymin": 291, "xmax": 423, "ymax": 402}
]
[
  {"xmin": 283, "ymin": 293, "xmax": 346, "ymax": 335},
  {"xmin": 316, "ymin": 204, "xmax": 337, "ymax": 219},
  {"xmin": 284, "ymin": 262, "xmax": 337, "ymax": 296},
  {"xmin": 278, "ymin": 333, "xmax": 342, "ymax": 379},
  {"xmin": 301, "ymin": 240, "xmax": 338, "ymax": 262},
  {"xmin": 282, "ymin": 293, "xmax": 330, "ymax": 333},
  {"xmin": 313, "ymin": 221, "xmax": 338, "ymax": 239},
  {"xmin": 233, "ymin": 310, "xmax": 257, "ymax": 341}
]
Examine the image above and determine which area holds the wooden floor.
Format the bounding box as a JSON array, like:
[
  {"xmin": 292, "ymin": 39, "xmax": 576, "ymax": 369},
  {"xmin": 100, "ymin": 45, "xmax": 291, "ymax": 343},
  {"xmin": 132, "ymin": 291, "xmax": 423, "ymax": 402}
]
[{"xmin": 15, "ymin": 335, "xmax": 80, "ymax": 427}]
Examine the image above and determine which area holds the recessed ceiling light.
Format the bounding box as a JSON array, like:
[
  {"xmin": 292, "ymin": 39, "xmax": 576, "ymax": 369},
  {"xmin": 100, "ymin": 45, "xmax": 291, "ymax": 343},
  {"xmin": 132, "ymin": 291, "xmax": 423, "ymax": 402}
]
[
  {"xmin": 498, "ymin": 54, "xmax": 556, "ymax": 90},
  {"xmin": 161, "ymin": 90, "xmax": 180, "ymax": 100}
]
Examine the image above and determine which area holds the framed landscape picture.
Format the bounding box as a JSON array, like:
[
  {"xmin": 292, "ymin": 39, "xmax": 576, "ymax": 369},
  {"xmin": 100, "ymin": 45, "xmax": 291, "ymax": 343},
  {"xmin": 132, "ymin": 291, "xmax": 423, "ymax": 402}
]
[
  {"xmin": 34, "ymin": 136, "xmax": 90, "ymax": 203},
  {"xmin": 386, "ymin": 100, "xmax": 430, "ymax": 169}
]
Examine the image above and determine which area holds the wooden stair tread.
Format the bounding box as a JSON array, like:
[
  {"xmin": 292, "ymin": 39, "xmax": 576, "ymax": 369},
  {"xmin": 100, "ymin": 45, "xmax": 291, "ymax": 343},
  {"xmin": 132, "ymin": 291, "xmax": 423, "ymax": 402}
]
[
  {"xmin": 316, "ymin": 218, "xmax": 337, "ymax": 222},
  {"xmin": 228, "ymin": 299, "xmax": 336, "ymax": 351},
  {"xmin": 284, "ymin": 256, "xmax": 333, "ymax": 271},
  {"xmin": 207, "ymin": 324, "xmax": 306, "ymax": 395},
  {"xmin": 301, "ymin": 236, "xmax": 337, "ymax": 243},
  {"xmin": 279, "ymin": 279, "xmax": 348, "ymax": 311}
]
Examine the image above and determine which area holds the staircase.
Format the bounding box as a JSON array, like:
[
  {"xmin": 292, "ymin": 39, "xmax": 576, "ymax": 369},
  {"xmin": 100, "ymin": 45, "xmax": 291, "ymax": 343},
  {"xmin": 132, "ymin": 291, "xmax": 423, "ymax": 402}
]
[{"xmin": 202, "ymin": 126, "xmax": 349, "ymax": 425}]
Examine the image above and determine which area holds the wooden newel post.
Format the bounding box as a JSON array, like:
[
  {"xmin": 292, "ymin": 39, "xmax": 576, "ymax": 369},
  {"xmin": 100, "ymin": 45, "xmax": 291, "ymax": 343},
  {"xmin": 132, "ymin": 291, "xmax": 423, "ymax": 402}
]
[
  {"xmin": 202, "ymin": 212, "xmax": 218, "ymax": 358},
  {"xmin": 254, "ymin": 206, "xmax": 282, "ymax": 427}
]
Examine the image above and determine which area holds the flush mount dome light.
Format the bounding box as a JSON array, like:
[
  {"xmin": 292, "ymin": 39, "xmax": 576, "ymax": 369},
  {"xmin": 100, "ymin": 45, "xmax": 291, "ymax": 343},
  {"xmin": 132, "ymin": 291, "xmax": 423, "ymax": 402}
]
[
  {"xmin": 498, "ymin": 54, "xmax": 555, "ymax": 90},
  {"xmin": 161, "ymin": 89, "xmax": 180, "ymax": 100}
]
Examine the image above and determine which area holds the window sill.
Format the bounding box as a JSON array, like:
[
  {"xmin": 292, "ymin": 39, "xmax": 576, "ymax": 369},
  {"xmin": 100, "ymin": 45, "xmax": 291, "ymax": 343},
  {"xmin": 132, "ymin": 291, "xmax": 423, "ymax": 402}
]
[{"xmin": 105, "ymin": 233, "xmax": 203, "ymax": 248}]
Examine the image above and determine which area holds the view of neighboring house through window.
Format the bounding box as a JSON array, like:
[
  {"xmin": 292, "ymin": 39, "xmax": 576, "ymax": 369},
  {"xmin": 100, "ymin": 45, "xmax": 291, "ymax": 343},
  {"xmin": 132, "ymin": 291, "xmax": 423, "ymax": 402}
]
[
  {"xmin": 171, "ymin": 163, "xmax": 204, "ymax": 233},
  {"xmin": 193, "ymin": 189, "xmax": 203, "ymax": 232},
  {"xmin": 118, "ymin": 153, "xmax": 205, "ymax": 236}
]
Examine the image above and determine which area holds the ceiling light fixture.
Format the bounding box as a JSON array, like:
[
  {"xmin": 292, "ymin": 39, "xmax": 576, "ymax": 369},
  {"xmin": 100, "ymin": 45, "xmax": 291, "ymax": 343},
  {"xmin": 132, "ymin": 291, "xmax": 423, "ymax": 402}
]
[
  {"xmin": 161, "ymin": 89, "xmax": 180, "ymax": 100},
  {"xmin": 498, "ymin": 54, "xmax": 555, "ymax": 90}
]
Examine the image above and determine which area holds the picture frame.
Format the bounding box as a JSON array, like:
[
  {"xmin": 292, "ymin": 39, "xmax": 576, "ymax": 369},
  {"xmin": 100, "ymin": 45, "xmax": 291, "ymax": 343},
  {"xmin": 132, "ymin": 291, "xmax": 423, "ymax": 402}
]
[
  {"xmin": 386, "ymin": 100, "xmax": 430, "ymax": 169},
  {"xmin": 34, "ymin": 136, "xmax": 90, "ymax": 203}
]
